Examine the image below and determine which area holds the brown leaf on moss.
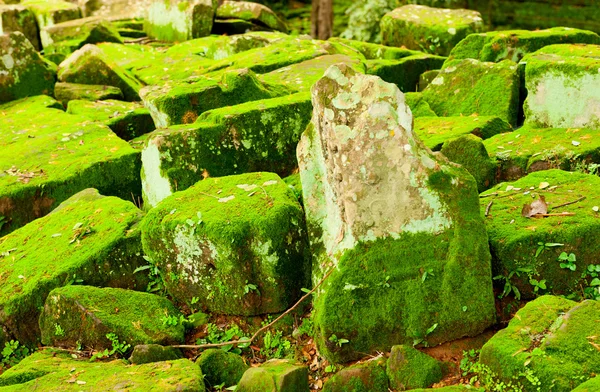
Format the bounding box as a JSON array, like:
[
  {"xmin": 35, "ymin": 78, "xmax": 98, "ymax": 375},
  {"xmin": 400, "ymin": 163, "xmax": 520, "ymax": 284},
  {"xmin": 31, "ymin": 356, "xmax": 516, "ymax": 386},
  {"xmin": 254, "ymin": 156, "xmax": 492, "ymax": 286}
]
[{"xmin": 522, "ymin": 196, "xmax": 548, "ymax": 218}]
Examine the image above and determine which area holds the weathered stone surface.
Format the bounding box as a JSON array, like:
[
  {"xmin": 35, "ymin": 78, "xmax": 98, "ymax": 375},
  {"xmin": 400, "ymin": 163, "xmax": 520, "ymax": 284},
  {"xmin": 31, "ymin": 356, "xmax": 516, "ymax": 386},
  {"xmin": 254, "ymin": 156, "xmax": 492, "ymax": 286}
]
[
  {"xmin": 329, "ymin": 37, "xmax": 420, "ymax": 60},
  {"xmin": 387, "ymin": 345, "xmax": 442, "ymax": 390},
  {"xmin": 414, "ymin": 115, "xmax": 512, "ymax": 151},
  {"xmin": 322, "ymin": 358, "xmax": 388, "ymax": 392},
  {"xmin": 129, "ymin": 344, "xmax": 183, "ymax": 364},
  {"xmin": 481, "ymin": 170, "xmax": 600, "ymax": 299},
  {"xmin": 365, "ymin": 53, "xmax": 445, "ymax": 93},
  {"xmin": 0, "ymin": 349, "xmax": 205, "ymax": 390},
  {"xmin": 0, "ymin": 32, "xmax": 56, "ymax": 104},
  {"xmin": 67, "ymin": 99, "xmax": 155, "ymax": 140},
  {"xmin": 58, "ymin": 43, "xmax": 144, "ymax": 101},
  {"xmin": 140, "ymin": 93, "xmax": 312, "ymax": 207},
  {"xmin": 480, "ymin": 296, "xmax": 600, "ymax": 391},
  {"xmin": 0, "ymin": 5, "xmax": 40, "ymax": 49},
  {"xmin": 446, "ymin": 27, "xmax": 600, "ymax": 64},
  {"xmin": 141, "ymin": 68, "xmax": 291, "ymax": 128},
  {"xmin": 404, "ymin": 92, "xmax": 437, "ymax": 118},
  {"xmin": 418, "ymin": 69, "xmax": 439, "ymax": 91},
  {"xmin": 441, "ymin": 134, "xmax": 497, "ymax": 193},
  {"xmin": 54, "ymin": 81, "xmax": 123, "ymax": 107},
  {"xmin": 141, "ymin": 172, "xmax": 310, "ymax": 316},
  {"xmin": 236, "ymin": 359, "xmax": 308, "ymax": 392},
  {"xmin": 297, "ymin": 64, "xmax": 495, "ymax": 363},
  {"xmin": 381, "ymin": 5, "xmax": 484, "ymax": 56},
  {"xmin": 21, "ymin": 0, "xmax": 82, "ymax": 48},
  {"xmin": 145, "ymin": 0, "xmax": 216, "ymax": 42},
  {"xmin": 0, "ymin": 189, "xmax": 147, "ymax": 350},
  {"xmin": 523, "ymin": 44, "xmax": 600, "ymax": 129},
  {"xmin": 0, "ymin": 96, "xmax": 141, "ymax": 235},
  {"xmin": 39, "ymin": 285, "xmax": 184, "ymax": 350},
  {"xmin": 422, "ymin": 58, "xmax": 521, "ymax": 127},
  {"xmin": 198, "ymin": 349, "xmax": 248, "ymax": 388},
  {"xmin": 216, "ymin": 1, "xmax": 287, "ymax": 33}
]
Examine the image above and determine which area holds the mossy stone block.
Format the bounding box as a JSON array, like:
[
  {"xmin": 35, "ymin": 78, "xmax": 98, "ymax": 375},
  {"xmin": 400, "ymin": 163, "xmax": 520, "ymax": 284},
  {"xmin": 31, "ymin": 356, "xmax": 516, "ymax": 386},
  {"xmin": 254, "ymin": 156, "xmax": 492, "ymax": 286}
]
[
  {"xmin": 58, "ymin": 44, "xmax": 144, "ymax": 101},
  {"xmin": 42, "ymin": 16, "xmax": 123, "ymax": 55},
  {"xmin": 0, "ymin": 189, "xmax": 148, "ymax": 349},
  {"xmin": 39, "ymin": 285, "xmax": 185, "ymax": 350},
  {"xmin": 54, "ymin": 82, "xmax": 123, "ymax": 107},
  {"xmin": 67, "ymin": 99, "xmax": 155, "ymax": 140},
  {"xmin": 405, "ymin": 92, "xmax": 437, "ymax": 118},
  {"xmin": 522, "ymin": 44, "xmax": 600, "ymax": 129},
  {"xmin": 480, "ymin": 296, "xmax": 600, "ymax": 391},
  {"xmin": 422, "ymin": 58, "xmax": 521, "ymax": 127},
  {"xmin": 386, "ymin": 345, "xmax": 442, "ymax": 390},
  {"xmin": 129, "ymin": 344, "xmax": 183, "ymax": 364},
  {"xmin": 0, "ymin": 5, "xmax": 40, "ymax": 50},
  {"xmin": 322, "ymin": 358, "xmax": 388, "ymax": 392},
  {"xmin": 441, "ymin": 134, "xmax": 497, "ymax": 192},
  {"xmin": 381, "ymin": 5, "xmax": 484, "ymax": 56},
  {"xmin": 572, "ymin": 377, "xmax": 600, "ymax": 392},
  {"xmin": 365, "ymin": 53, "xmax": 445, "ymax": 93},
  {"xmin": 0, "ymin": 32, "xmax": 55, "ymax": 104},
  {"xmin": 145, "ymin": 0, "xmax": 216, "ymax": 42},
  {"xmin": 216, "ymin": 1, "xmax": 287, "ymax": 33},
  {"xmin": 329, "ymin": 37, "xmax": 422, "ymax": 60},
  {"xmin": 418, "ymin": 69, "xmax": 439, "ymax": 91},
  {"xmin": 0, "ymin": 96, "xmax": 141, "ymax": 235},
  {"xmin": 21, "ymin": 0, "xmax": 81, "ymax": 48},
  {"xmin": 0, "ymin": 349, "xmax": 205, "ymax": 390},
  {"xmin": 236, "ymin": 359, "xmax": 308, "ymax": 392},
  {"xmin": 141, "ymin": 172, "xmax": 310, "ymax": 316},
  {"xmin": 480, "ymin": 170, "xmax": 600, "ymax": 298},
  {"xmin": 197, "ymin": 349, "xmax": 248, "ymax": 387},
  {"xmin": 140, "ymin": 93, "xmax": 312, "ymax": 207}
]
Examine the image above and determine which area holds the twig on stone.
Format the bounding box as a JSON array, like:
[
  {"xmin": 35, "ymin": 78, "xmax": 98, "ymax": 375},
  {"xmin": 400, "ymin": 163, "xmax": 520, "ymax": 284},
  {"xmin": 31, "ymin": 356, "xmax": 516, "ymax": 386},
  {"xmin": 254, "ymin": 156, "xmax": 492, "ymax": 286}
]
[
  {"xmin": 170, "ymin": 268, "xmax": 335, "ymax": 350},
  {"xmin": 485, "ymin": 201, "xmax": 493, "ymax": 217},
  {"xmin": 530, "ymin": 212, "xmax": 575, "ymax": 218},
  {"xmin": 552, "ymin": 196, "xmax": 586, "ymax": 210}
]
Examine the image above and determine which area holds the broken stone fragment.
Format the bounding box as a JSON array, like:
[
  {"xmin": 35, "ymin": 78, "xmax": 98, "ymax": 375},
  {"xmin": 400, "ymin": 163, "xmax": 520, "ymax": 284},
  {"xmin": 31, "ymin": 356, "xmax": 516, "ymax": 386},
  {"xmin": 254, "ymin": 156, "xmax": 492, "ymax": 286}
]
[
  {"xmin": 141, "ymin": 172, "xmax": 310, "ymax": 316},
  {"xmin": 322, "ymin": 358, "xmax": 388, "ymax": 392},
  {"xmin": 216, "ymin": 1, "xmax": 288, "ymax": 33},
  {"xmin": 54, "ymin": 81, "xmax": 123, "ymax": 107},
  {"xmin": 197, "ymin": 349, "xmax": 248, "ymax": 388},
  {"xmin": 21, "ymin": 0, "xmax": 82, "ymax": 48},
  {"xmin": 386, "ymin": 345, "xmax": 442, "ymax": 390},
  {"xmin": 236, "ymin": 359, "xmax": 309, "ymax": 392},
  {"xmin": 297, "ymin": 64, "xmax": 495, "ymax": 363},
  {"xmin": 0, "ymin": 31, "xmax": 56, "ymax": 103},
  {"xmin": 129, "ymin": 344, "xmax": 183, "ymax": 365},
  {"xmin": 0, "ymin": 5, "xmax": 40, "ymax": 49},
  {"xmin": 365, "ymin": 53, "xmax": 445, "ymax": 93},
  {"xmin": 58, "ymin": 43, "xmax": 144, "ymax": 101},
  {"xmin": 145, "ymin": 0, "xmax": 217, "ymax": 42},
  {"xmin": 381, "ymin": 5, "xmax": 484, "ymax": 56},
  {"xmin": 404, "ymin": 92, "xmax": 437, "ymax": 118}
]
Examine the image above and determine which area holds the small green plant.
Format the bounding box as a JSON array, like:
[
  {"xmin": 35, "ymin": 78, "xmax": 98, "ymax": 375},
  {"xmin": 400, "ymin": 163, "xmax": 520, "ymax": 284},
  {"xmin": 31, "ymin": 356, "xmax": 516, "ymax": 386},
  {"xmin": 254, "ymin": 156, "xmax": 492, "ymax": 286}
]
[
  {"xmin": 412, "ymin": 323, "xmax": 438, "ymax": 347},
  {"xmin": 421, "ymin": 268, "xmax": 434, "ymax": 283},
  {"xmin": 197, "ymin": 323, "xmax": 250, "ymax": 355},
  {"xmin": 295, "ymin": 317, "xmax": 314, "ymax": 338},
  {"xmin": 558, "ymin": 252, "xmax": 576, "ymax": 271},
  {"xmin": 378, "ymin": 275, "xmax": 391, "ymax": 288},
  {"xmin": 535, "ymin": 242, "xmax": 563, "ymax": 258},
  {"xmin": 459, "ymin": 349, "xmax": 530, "ymax": 392},
  {"xmin": 329, "ymin": 334, "xmax": 350, "ymax": 348},
  {"xmin": 324, "ymin": 364, "xmax": 338, "ymax": 373},
  {"xmin": 64, "ymin": 273, "xmax": 84, "ymax": 286},
  {"xmin": 161, "ymin": 315, "xmax": 179, "ymax": 326},
  {"xmin": 90, "ymin": 333, "xmax": 131, "ymax": 361},
  {"xmin": 494, "ymin": 268, "xmax": 532, "ymax": 300},
  {"xmin": 1, "ymin": 340, "xmax": 30, "ymax": 368},
  {"xmin": 134, "ymin": 256, "xmax": 166, "ymax": 295},
  {"xmin": 582, "ymin": 264, "xmax": 600, "ymax": 300},
  {"xmin": 243, "ymin": 280, "xmax": 259, "ymax": 295},
  {"xmin": 54, "ymin": 323, "xmax": 65, "ymax": 337},
  {"xmin": 0, "ymin": 215, "xmax": 6, "ymax": 231},
  {"xmin": 529, "ymin": 279, "xmax": 547, "ymax": 294},
  {"xmin": 261, "ymin": 330, "xmax": 292, "ymax": 359}
]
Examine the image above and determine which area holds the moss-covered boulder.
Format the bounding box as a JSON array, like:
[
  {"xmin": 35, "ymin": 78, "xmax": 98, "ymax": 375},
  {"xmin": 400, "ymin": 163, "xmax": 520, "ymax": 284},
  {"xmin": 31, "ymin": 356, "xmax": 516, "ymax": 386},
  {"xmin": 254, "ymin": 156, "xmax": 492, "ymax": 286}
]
[
  {"xmin": 54, "ymin": 82, "xmax": 123, "ymax": 107},
  {"xmin": 415, "ymin": 115, "xmax": 512, "ymax": 151},
  {"xmin": 418, "ymin": 69, "xmax": 440, "ymax": 91},
  {"xmin": 405, "ymin": 92, "xmax": 437, "ymax": 118},
  {"xmin": 386, "ymin": 345, "xmax": 442, "ymax": 390},
  {"xmin": 216, "ymin": 1, "xmax": 287, "ymax": 33},
  {"xmin": 483, "ymin": 125, "xmax": 600, "ymax": 182},
  {"xmin": 0, "ymin": 5, "xmax": 40, "ymax": 50},
  {"xmin": 480, "ymin": 296, "xmax": 600, "ymax": 391},
  {"xmin": 572, "ymin": 377, "xmax": 600, "ymax": 392},
  {"xmin": 145, "ymin": 0, "xmax": 216, "ymax": 42},
  {"xmin": 328, "ymin": 37, "xmax": 422, "ymax": 60},
  {"xmin": 129, "ymin": 344, "xmax": 183, "ymax": 364},
  {"xmin": 481, "ymin": 170, "xmax": 600, "ymax": 299},
  {"xmin": 366, "ymin": 53, "xmax": 445, "ymax": 93},
  {"xmin": 141, "ymin": 93, "xmax": 311, "ymax": 207},
  {"xmin": 236, "ymin": 359, "xmax": 308, "ymax": 392},
  {"xmin": 141, "ymin": 172, "xmax": 310, "ymax": 315},
  {"xmin": 197, "ymin": 349, "xmax": 248, "ymax": 388},
  {"xmin": 441, "ymin": 134, "xmax": 497, "ymax": 193},
  {"xmin": 141, "ymin": 68, "xmax": 291, "ymax": 128},
  {"xmin": 523, "ymin": 44, "xmax": 600, "ymax": 129},
  {"xmin": 446, "ymin": 27, "xmax": 600, "ymax": 64},
  {"xmin": 21, "ymin": 0, "xmax": 81, "ymax": 48},
  {"xmin": 422, "ymin": 58, "xmax": 521, "ymax": 127},
  {"xmin": 381, "ymin": 5, "xmax": 484, "ymax": 56},
  {"xmin": 67, "ymin": 99, "xmax": 155, "ymax": 140},
  {"xmin": 0, "ymin": 349, "xmax": 205, "ymax": 390},
  {"xmin": 58, "ymin": 44, "xmax": 144, "ymax": 101},
  {"xmin": 39, "ymin": 285, "xmax": 184, "ymax": 350},
  {"xmin": 0, "ymin": 96, "xmax": 141, "ymax": 235},
  {"xmin": 0, "ymin": 189, "xmax": 147, "ymax": 350},
  {"xmin": 322, "ymin": 358, "xmax": 388, "ymax": 392},
  {"xmin": 297, "ymin": 64, "xmax": 495, "ymax": 363},
  {"xmin": 0, "ymin": 32, "xmax": 55, "ymax": 104}
]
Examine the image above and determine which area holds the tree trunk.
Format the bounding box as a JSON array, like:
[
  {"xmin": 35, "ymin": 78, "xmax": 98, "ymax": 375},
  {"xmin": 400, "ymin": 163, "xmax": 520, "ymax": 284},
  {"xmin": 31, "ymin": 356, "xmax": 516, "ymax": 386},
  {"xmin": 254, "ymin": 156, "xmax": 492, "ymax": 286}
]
[{"xmin": 311, "ymin": 0, "xmax": 333, "ymax": 40}]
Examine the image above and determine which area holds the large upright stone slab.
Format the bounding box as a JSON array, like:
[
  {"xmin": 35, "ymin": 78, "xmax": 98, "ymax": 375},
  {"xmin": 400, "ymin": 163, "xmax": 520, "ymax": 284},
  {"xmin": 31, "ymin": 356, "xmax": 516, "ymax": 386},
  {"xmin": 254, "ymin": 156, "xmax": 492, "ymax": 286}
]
[
  {"xmin": 0, "ymin": 32, "xmax": 55, "ymax": 103},
  {"xmin": 0, "ymin": 5, "xmax": 40, "ymax": 49},
  {"xmin": 145, "ymin": 0, "xmax": 216, "ymax": 42},
  {"xmin": 216, "ymin": 1, "xmax": 288, "ymax": 33},
  {"xmin": 297, "ymin": 64, "xmax": 495, "ymax": 363},
  {"xmin": 21, "ymin": 0, "xmax": 82, "ymax": 48}
]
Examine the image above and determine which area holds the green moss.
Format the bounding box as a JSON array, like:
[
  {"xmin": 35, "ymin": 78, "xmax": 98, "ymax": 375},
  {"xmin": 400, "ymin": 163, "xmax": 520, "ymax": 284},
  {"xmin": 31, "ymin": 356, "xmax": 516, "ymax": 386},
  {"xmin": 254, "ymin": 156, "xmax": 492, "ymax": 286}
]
[
  {"xmin": 0, "ymin": 5, "xmax": 40, "ymax": 50},
  {"xmin": 386, "ymin": 345, "xmax": 442, "ymax": 390},
  {"xmin": 480, "ymin": 170, "xmax": 600, "ymax": 298},
  {"xmin": 480, "ymin": 295, "xmax": 600, "ymax": 391},
  {"xmin": 329, "ymin": 37, "xmax": 422, "ymax": 60},
  {"xmin": 422, "ymin": 59, "xmax": 521, "ymax": 127},
  {"xmin": 21, "ymin": 0, "xmax": 81, "ymax": 48},
  {"xmin": 323, "ymin": 358, "xmax": 388, "ymax": 392},
  {"xmin": 144, "ymin": 0, "xmax": 214, "ymax": 42},
  {"xmin": 216, "ymin": 1, "xmax": 288, "ymax": 32},
  {"xmin": 283, "ymin": 173, "xmax": 302, "ymax": 205},
  {"xmin": 404, "ymin": 92, "xmax": 437, "ymax": 118},
  {"xmin": 0, "ymin": 349, "xmax": 205, "ymax": 390},
  {"xmin": 197, "ymin": 349, "xmax": 248, "ymax": 387},
  {"xmin": 129, "ymin": 344, "xmax": 183, "ymax": 364},
  {"xmin": 141, "ymin": 172, "xmax": 310, "ymax": 315},
  {"xmin": 0, "ymin": 96, "xmax": 141, "ymax": 235},
  {"xmin": 236, "ymin": 359, "xmax": 308, "ymax": 392},
  {"xmin": 415, "ymin": 115, "xmax": 512, "ymax": 151},
  {"xmin": 39, "ymin": 285, "xmax": 184, "ymax": 350},
  {"xmin": 572, "ymin": 377, "xmax": 600, "ymax": 392},
  {"xmin": 0, "ymin": 189, "xmax": 148, "ymax": 349},
  {"xmin": 54, "ymin": 82, "xmax": 123, "ymax": 107},
  {"xmin": 441, "ymin": 134, "xmax": 498, "ymax": 192},
  {"xmin": 418, "ymin": 69, "xmax": 440, "ymax": 91},
  {"xmin": 365, "ymin": 53, "xmax": 445, "ymax": 93}
]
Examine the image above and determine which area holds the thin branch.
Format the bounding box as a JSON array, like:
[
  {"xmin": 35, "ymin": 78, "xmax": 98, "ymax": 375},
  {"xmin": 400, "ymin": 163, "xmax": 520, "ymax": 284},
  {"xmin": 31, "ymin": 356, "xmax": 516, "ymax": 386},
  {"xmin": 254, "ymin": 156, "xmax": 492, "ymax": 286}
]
[
  {"xmin": 485, "ymin": 201, "xmax": 493, "ymax": 217},
  {"xmin": 171, "ymin": 268, "xmax": 335, "ymax": 350},
  {"xmin": 530, "ymin": 212, "xmax": 575, "ymax": 218},
  {"xmin": 551, "ymin": 196, "xmax": 586, "ymax": 210}
]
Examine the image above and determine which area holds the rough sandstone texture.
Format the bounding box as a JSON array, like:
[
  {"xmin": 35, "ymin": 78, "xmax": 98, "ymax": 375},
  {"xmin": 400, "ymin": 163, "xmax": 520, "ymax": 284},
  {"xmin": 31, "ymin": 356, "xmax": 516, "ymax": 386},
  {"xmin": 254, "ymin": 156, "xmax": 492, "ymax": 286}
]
[{"xmin": 144, "ymin": 0, "xmax": 217, "ymax": 42}]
